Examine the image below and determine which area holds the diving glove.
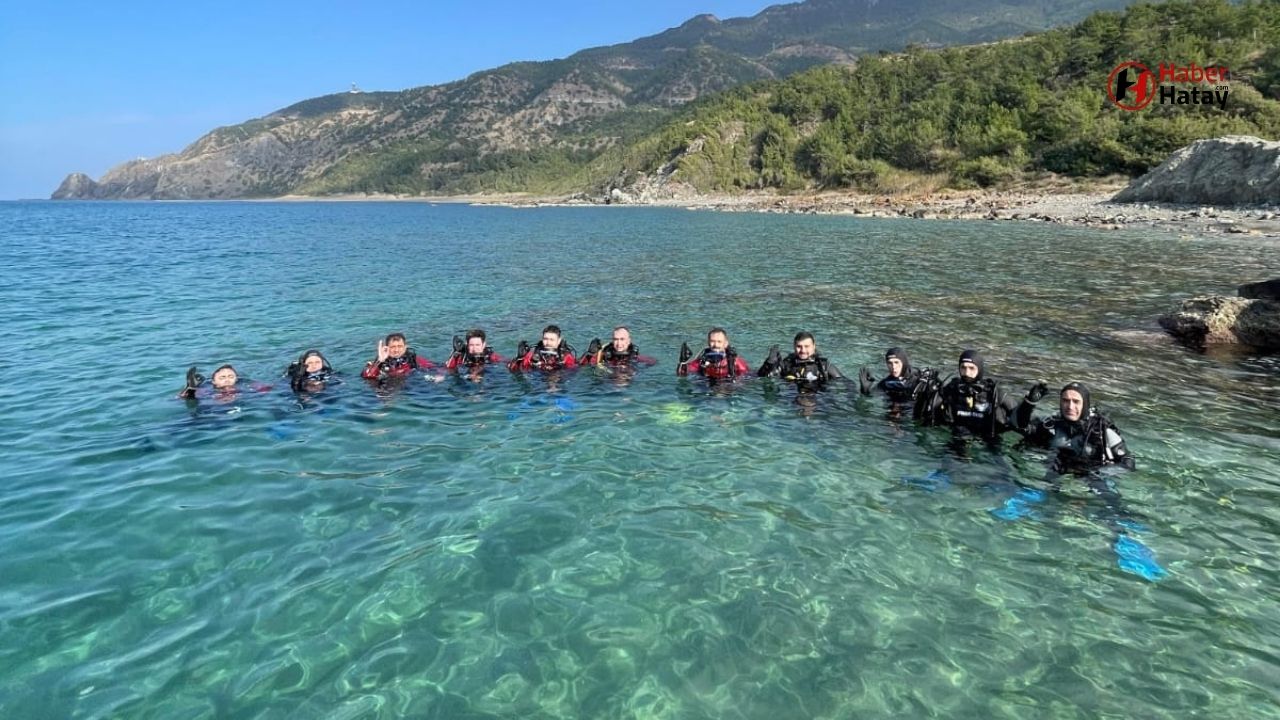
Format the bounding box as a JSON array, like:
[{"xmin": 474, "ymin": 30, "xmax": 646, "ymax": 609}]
[
  {"xmin": 452, "ymin": 335, "xmax": 465, "ymax": 354},
  {"xmin": 858, "ymin": 367, "xmax": 874, "ymax": 395},
  {"xmin": 585, "ymin": 338, "xmax": 602, "ymax": 357},
  {"xmin": 1026, "ymin": 381, "xmax": 1048, "ymax": 403},
  {"xmin": 181, "ymin": 366, "xmax": 204, "ymax": 398},
  {"xmin": 678, "ymin": 342, "xmax": 692, "ymax": 365}
]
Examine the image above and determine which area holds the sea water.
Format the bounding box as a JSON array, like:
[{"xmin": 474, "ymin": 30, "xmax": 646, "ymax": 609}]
[{"xmin": 0, "ymin": 201, "xmax": 1277, "ymax": 719}]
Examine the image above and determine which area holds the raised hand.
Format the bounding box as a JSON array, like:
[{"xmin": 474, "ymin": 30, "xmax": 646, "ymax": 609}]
[
  {"xmin": 376, "ymin": 338, "xmax": 390, "ymax": 363},
  {"xmin": 858, "ymin": 366, "xmax": 874, "ymax": 393},
  {"xmin": 1026, "ymin": 381, "xmax": 1049, "ymax": 403}
]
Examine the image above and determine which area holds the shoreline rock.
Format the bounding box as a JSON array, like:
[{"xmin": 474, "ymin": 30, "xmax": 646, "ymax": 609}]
[{"xmin": 1159, "ymin": 295, "xmax": 1280, "ymax": 351}]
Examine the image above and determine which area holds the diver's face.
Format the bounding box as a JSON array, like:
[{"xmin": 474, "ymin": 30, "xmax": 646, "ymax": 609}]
[
  {"xmin": 541, "ymin": 331, "xmax": 561, "ymax": 349},
  {"xmin": 707, "ymin": 332, "xmax": 729, "ymax": 352},
  {"xmin": 959, "ymin": 361, "xmax": 979, "ymax": 380},
  {"xmin": 886, "ymin": 357, "xmax": 903, "ymax": 378},
  {"xmin": 611, "ymin": 329, "xmax": 631, "ymax": 353},
  {"xmin": 1061, "ymin": 390, "xmax": 1085, "ymax": 422},
  {"xmin": 304, "ymin": 355, "xmax": 324, "ymax": 373},
  {"xmin": 794, "ymin": 338, "xmax": 815, "ymax": 360},
  {"xmin": 467, "ymin": 337, "xmax": 486, "ymax": 355},
  {"xmin": 386, "ymin": 337, "xmax": 407, "ymax": 358},
  {"xmin": 212, "ymin": 368, "xmax": 238, "ymax": 389}
]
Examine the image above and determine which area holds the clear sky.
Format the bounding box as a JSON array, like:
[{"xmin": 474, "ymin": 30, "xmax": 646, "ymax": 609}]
[{"xmin": 0, "ymin": 1, "xmax": 781, "ymax": 199}]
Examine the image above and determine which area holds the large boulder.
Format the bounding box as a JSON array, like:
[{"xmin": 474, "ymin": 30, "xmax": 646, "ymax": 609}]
[
  {"xmin": 1159, "ymin": 295, "xmax": 1280, "ymax": 350},
  {"xmin": 1240, "ymin": 277, "xmax": 1280, "ymax": 302},
  {"xmin": 1113, "ymin": 136, "xmax": 1280, "ymax": 206}
]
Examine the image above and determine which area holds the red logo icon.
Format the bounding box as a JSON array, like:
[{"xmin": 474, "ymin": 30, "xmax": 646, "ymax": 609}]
[{"xmin": 1107, "ymin": 62, "xmax": 1156, "ymax": 111}]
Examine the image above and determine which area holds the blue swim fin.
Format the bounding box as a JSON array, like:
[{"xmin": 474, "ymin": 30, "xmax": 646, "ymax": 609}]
[
  {"xmin": 1114, "ymin": 535, "xmax": 1168, "ymax": 582},
  {"xmin": 551, "ymin": 397, "xmax": 576, "ymax": 424},
  {"xmin": 901, "ymin": 469, "xmax": 951, "ymax": 493},
  {"xmin": 990, "ymin": 487, "xmax": 1047, "ymax": 521}
]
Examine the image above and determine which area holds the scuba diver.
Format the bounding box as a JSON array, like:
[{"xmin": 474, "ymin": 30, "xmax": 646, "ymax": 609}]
[
  {"xmin": 178, "ymin": 364, "xmax": 271, "ymax": 400},
  {"xmin": 507, "ymin": 325, "xmax": 578, "ymax": 371},
  {"xmin": 360, "ymin": 333, "xmax": 440, "ymax": 381},
  {"xmin": 1014, "ymin": 381, "xmax": 1136, "ymax": 473},
  {"xmin": 677, "ymin": 327, "xmax": 752, "ymax": 380},
  {"xmin": 578, "ymin": 326, "xmax": 657, "ymax": 367},
  {"xmin": 445, "ymin": 328, "xmax": 503, "ymax": 371},
  {"xmin": 913, "ymin": 349, "xmax": 1031, "ymax": 442},
  {"xmin": 1000, "ymin": 381, "xmax": 1163, "ymax": 580},
  {"xmin": 859, "ymin": 347, "xmax": 928, "ymax": 401},
  {"xmin": 757, "ymin": 331, "xmax": 843, "ymax": 384},
  {"xmin": 285, "ymin": 349, "xmax": 335, "ymax": 392}
]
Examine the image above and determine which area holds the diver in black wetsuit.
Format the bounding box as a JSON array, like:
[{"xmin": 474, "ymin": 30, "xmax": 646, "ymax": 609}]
[
  {"xmin": 1015, "ymin": 381, "xmax": 1135, "ymax": 473},
  {"xmin": 1004, "ymin": 381, "xmax": 1162, "ymax": 579},
  {"xmin": 286, "ymin": 349, "xmax": 335, "ymax": 392},
  {"xmin": 757, "ymin": 331, "xmax": 843, "ymax": 385},
  {"xmin": 858, "ymin": 347, "xmax": 928, "ymax": 401},
  {"xmin": 914, "ymin": 349, "xmax": 1030, "ymax": 442}
]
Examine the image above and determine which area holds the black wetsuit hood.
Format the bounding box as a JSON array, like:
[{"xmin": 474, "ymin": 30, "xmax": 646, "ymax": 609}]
[
  {"xmin": 296, "ymin": 349, "xmax": 333, "ymax": 373},
  {"xmin": 885, "ymin": 347, "xmax": 913, "ymax": 378},
  {"xmin": 958, "ymin": 349, "xmax": 984, "ymax": 382},
  {"xmin": 1060, "ymin": 381, "xmax": 1092, "ymax": 424},
  {"xmin": 290, "ymin": 349, "xmax": 334, "ymax": 389}
]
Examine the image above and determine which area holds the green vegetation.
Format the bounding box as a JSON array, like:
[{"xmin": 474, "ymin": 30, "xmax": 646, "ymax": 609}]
[
  {"xmin": 299, "ymin": 138, "xmax": 605, "ymax": 196},
  {"xmin": 605, "ymin": 0, "xmax": 1280, "ymax": 193}
]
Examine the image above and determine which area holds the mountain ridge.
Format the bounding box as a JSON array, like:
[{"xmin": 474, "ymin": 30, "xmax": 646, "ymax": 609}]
[{"xmin": 53, "ymin": 0, "xmax": 1136, "ymax": 200}]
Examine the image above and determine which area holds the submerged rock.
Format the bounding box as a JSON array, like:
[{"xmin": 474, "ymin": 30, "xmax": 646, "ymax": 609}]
[
  {"xmin": 1240, "ymin": 277, "xmax": 1280, "ymax": 302},
  {"xmin": 1159, "ymin": 295, "xmax": 1280, "ymax": 350},
  {"xmin": 1113, "ymin": 136, "xmax": 1280, "ymax": 206}
]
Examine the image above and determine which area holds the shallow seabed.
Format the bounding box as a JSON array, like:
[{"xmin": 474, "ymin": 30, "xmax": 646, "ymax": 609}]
[{"xmin": 0, "ymin": 202, "xmax": 1277, "ymax": 719}]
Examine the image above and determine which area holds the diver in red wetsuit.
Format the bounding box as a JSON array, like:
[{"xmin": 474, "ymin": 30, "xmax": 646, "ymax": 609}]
[
  {"xmin": 360, "ymin": 333, "xmax": 439, "ymax": 380},
  {"xmin": 676, "ymin": 327, "xmax": 751, "ymax": 379},
  {"xmin": 445, "ymin": 328, "xmax": 503, "ymax": 371},
  {"xmin": 578, "ymin": 326, "xmax": 657, "ymax": 367},
  {"xmin": 507, "ymin": 325, "xmax": 578, "ymax": 371}
]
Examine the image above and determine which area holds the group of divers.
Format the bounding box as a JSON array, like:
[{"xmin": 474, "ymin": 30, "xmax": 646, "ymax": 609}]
[{"xmin": 180, "ymin": 324, "xmax": 1167, "ymax": 581}]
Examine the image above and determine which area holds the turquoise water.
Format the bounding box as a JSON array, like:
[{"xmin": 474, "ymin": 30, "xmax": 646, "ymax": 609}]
[{"xmin": 1, "ymin": 201, "xmax": 1278, "ymax": 719}]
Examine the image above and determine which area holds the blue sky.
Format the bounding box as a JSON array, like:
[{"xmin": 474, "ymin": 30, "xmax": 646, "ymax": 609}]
[{"xmin": 0, "ymin": 1, "xmax": 779, "ymax": 199}]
